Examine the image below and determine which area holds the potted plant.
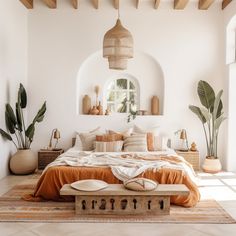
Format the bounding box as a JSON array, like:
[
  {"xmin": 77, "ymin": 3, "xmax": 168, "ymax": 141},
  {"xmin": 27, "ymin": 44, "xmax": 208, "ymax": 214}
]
[
  {"xmin": 0, "ymin": 84, "xmax": 46, "ymax": 174},
  {"xmin": 189, "ymin": 80, "xmax": 226, "ymax": 173}
]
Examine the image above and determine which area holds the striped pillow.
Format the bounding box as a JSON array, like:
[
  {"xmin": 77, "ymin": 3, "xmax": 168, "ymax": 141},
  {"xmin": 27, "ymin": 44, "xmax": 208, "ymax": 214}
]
[
  {"xmin": 95, "ymin": 141, "xmax": 124, "ymax": 152},
  {"xmin": 75, "ymin": 127, "xmax": 101, "ymax": 151},
  {"xmin": 123, "ymin": 134, "xmax": 148, "ymax": 152}
]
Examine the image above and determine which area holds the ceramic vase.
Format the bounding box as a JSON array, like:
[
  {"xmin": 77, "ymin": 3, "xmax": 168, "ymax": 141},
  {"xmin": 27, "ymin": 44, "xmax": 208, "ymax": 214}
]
[
  {"xmin": 90, "ymin": 106, "xmax": 99, "ymax": 115},
  {"xmin": 10, "ymin": 149, "xmax": 37, "ymax": 175},
  {"xmin": 82, "ymin": 95, "xmax": 91, "ymax": 114},
  {"xmin": 97, "ymin": 101, "xmax": 103, "ymax": 115},
  {"xmin": 151, "ymin": 96, "xmax": 159, "ymax": 115},
  {"xmin": 202, "ymin": 157, "xmax": 222, "ymax": 173}
]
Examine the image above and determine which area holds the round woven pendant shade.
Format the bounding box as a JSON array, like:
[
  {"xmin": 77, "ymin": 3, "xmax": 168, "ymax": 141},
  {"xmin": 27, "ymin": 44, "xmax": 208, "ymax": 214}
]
[{"xmin": 103, "ymin": 19, "xmax": 133, "ymax": 70}]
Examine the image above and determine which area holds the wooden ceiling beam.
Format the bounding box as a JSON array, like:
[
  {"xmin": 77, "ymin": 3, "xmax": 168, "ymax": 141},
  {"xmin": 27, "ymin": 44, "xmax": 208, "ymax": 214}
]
[
  {"xmin": 71, "ymin": 0, "xmax": 78, "ymax": 9},
  {"xmin": 174, "ymin": 0, "xmax": 189, "ymax": 9},
  {"xmin": 114, "ymin": 0, "xmax": 119, "ymax": 9},
  {"xmin": 222, "ymin": 0, "xmax": 232, "ymax": 10},
  {"xmin": 42, "ymin": 0, "xmax": 57, "ymax": 9},
  {"xmin": 19, "ymin": 0, "xmax": 33, "ymax": 9},
  {"xmin": 198, "ymin": 0, "xmax": 215, "ymax": 10},
  {"xmin": 154, "ymin": 0, "xmax": 160, "ymax": 9}
]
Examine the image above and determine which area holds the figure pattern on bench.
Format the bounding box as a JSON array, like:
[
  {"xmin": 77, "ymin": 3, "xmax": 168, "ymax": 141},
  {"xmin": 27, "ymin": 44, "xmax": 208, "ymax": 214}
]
[{"xmin": 75, "ymin": 196, "xmax": 170, "ymax": 215}]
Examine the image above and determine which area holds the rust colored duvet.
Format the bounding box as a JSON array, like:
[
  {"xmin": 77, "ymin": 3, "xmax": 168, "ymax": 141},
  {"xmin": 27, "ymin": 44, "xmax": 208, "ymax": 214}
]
[{"xmin": 23, "ymin": 166, "xmax": 200, "ymax": 207}]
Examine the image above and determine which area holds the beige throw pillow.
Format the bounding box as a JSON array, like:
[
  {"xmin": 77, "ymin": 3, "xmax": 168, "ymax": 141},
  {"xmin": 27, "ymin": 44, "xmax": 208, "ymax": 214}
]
[
  {"xmin": 133, "ymin": 125, "xmax": 168, "ymax": 151},
  {"xmin": 123, "ymin": 134, "xmax": 148, "ymax": 152},
  {"xmin": 75, "ymin": 127, "xmax": 101, "ymax": 151},
  {"xmin": 95, "ymin": 141, "xmax": 124, "ymax": 152}
]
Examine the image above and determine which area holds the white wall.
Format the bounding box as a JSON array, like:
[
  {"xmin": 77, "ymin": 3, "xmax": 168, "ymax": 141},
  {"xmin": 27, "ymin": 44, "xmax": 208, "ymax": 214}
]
[
  {"xmin": 27, "ymin": 0, "xmax": 227, "ymax": 168},
  {"xmin": 0, "ymin": 0, "xmax": 28, "ymax": 179},
  {"xmin": 223, "ymin": 1, "xmax": 236, "ymax": 172}
]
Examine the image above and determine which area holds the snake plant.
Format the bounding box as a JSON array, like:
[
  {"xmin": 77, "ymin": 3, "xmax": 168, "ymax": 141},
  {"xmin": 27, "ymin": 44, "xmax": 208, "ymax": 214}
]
[
  {"xmin": 189, "ymin": 80, "xmax": 226, "ymax": 159},
  {"xmin": 0, "ymin": 84, "xmax": 46, "ymax": 149}
]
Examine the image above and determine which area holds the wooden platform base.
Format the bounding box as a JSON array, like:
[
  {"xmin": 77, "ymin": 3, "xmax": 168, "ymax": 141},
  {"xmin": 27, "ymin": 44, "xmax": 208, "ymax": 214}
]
[{"xmin": 60, "ymin": 184, "xmax": 189, "ymax": 215}]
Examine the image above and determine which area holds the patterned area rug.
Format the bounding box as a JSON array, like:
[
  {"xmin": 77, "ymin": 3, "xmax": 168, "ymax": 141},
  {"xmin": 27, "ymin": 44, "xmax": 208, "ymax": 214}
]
[{"xmin": 0, "ymin": 179, "xmax": 235, "ymax": 224}]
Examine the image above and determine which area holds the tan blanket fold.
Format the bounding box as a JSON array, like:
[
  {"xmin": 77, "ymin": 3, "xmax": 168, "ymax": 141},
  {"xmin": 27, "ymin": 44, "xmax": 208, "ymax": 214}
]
[{"xmin": 23, "ymin": 165, "xmax": 200, "ymax": 208}]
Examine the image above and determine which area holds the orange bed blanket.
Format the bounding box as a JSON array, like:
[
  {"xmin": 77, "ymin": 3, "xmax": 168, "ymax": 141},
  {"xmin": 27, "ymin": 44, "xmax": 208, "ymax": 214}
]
[{"xmin": 23, "ymin": 166, "xmax": 200, "ymax": 207}]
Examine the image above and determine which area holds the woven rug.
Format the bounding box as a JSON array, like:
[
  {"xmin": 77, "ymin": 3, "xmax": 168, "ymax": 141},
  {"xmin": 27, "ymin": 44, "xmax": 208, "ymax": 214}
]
[{"xmin": 0, "ymin": 181, "xmax": 235, "ymax": 224}]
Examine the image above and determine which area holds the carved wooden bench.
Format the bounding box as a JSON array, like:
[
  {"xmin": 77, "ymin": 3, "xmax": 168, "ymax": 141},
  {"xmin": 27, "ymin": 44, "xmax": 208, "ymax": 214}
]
[{"xmin": 60, "ymin": 184, "xmax": 189, "ymax": 215}]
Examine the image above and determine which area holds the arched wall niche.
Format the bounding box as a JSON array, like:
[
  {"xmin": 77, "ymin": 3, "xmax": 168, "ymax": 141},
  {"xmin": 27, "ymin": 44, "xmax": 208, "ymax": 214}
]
[{"xmin": 76, "ymin": 50, "xmax": 165, "ymax": 116}]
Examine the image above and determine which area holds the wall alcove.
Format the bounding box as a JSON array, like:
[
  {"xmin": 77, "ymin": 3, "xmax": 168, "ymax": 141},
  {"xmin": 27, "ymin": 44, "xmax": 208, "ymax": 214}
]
[{"xmin": 76, "ymin": 50, "xmax": 165, "ymax": 116}]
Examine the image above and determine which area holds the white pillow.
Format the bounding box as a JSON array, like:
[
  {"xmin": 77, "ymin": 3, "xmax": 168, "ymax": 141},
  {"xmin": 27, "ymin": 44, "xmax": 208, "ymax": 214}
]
[
  {"xmin": 123, "ymin": 134, "xmax": 148, "ymax": 152},
  {"xmin": 153, "ymin": 136, "xmax": 169, "ymax": 151},
  {"xmin": 75, "ymin": 127, "xmax": 101, "ymax": 151},
  {"xmin": 133, "ymin": 125, "xmax": 168, "ymax": 151},
  {"xmin": 95, "ymin": 141, "xmax": 124, "ymax": 152}
]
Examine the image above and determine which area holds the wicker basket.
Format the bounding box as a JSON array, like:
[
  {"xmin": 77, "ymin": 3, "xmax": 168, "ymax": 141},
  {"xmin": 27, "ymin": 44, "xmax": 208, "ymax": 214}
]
[{"xmin": 38, "ymin": 149, "xmax": 64, "ymax": 170}]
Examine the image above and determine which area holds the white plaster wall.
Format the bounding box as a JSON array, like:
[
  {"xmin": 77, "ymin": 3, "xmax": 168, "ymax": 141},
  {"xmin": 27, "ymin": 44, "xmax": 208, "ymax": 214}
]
[
  {"xmin": 0, "ymin": 0, "xmax": 28, "ymax": 179},
  {"xmin": 223, "ymin": 1, "xmax": 236, "ymax": 172},
  {"xmin": 27, "ymin": 1, "xmax": 226, "ymax": 167}
]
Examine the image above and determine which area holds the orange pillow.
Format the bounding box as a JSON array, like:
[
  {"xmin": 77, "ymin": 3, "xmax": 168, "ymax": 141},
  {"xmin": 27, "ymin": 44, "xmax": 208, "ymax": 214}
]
[
  {"xmin": 96, "ymin": 134, "xmax": 123, "ymax": 142},
  {"xmin": 147, "ymin": 133, "xmax": 154, "ymax": 151}
]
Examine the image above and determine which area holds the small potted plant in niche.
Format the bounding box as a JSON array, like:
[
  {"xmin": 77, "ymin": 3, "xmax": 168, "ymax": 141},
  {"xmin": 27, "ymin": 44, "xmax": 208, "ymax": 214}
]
[
  {"xmin": 0, "ymin": 84, "xmax": 46, "ymax": 175},
  {"xmin": 189, "ymin": 80, "xmax": 226, "ymax": 173}
]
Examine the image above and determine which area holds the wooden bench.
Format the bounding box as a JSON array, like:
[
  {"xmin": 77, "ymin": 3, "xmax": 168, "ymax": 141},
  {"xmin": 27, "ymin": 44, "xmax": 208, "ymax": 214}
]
[{"xmin": 60, "ymin": 184, "xmax": 190, "ymax": 215}]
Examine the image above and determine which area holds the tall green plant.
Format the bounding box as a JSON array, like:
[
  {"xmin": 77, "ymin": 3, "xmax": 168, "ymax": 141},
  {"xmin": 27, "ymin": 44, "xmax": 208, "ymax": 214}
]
[
  {"xmin": 189, "ymin": 80, "xmax": 226, "ymax": 159},
  {"xmin": 0, "ymin": 84, "xmax": 46, "ymax": 149}
]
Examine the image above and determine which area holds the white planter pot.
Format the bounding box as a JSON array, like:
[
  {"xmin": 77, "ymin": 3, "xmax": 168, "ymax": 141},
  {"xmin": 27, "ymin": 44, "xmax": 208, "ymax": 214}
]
[
  {"xmin": 202, "ymin": 158, "xmax": 222, "ymax": 174},
  {"xmin": 10, "ymin": 149, "xmax": 37, "ymax": 175}
]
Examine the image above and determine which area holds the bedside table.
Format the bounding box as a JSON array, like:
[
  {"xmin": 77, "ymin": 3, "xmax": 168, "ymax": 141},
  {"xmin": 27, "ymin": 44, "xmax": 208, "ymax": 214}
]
[
  {"xmin": 38, "ymin": 149, "xmax": 64, "ymax": 170},
  {"xmin": 175, "ymin": 150, "xmax": 200, "ymax": 171}
]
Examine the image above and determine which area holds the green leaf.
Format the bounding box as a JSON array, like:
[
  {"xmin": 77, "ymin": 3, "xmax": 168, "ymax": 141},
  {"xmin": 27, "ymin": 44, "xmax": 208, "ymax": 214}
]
[
  {"xmin": 213, "ymin": 90, "xmax": 223, "ymax": 120},
  {"xmin": 0, "ymin": 129, "xmax": 12, "ymax": 141},
  {"xmin": 33, "ymin": 102, "xmax": 46, "ymax": 124},
  {"xmin": 197, "ymin": 80, "xmax": 215, "ymax": 112},
  {"xmin": 5, "ymin": 110, "xmax": 15, "ymax": 134},
  {"xmin": 5, "ymin": 104, "xmax": 17, "ymax": 126},
  {"xmin": 199, "ymin": 107, "xmax": 211, "ymax": 122},
  {"xmin": 215, "ymin": 116, "xmax": 226, "ymax": 131},
  {"xmin": 18, "ymin": 83, "xmax": 27, "ymax": 109},
  {"xmin": 25, "ymin": 123, "xmax": 35, "ymax": 141},
  {"xmin": 189, "ymin": 105, "xmax": 207, "ymax": 124},
  {"xmin": 15, "ymin": 103, "xmax": 22, "ymax": 132},
  {"xmin": 35, "ymin": 115, "xmax": 44, "ymax": 123},
  {"xmin": 217, "ymin": 100, "xmax": 223, "ymax": 118}
]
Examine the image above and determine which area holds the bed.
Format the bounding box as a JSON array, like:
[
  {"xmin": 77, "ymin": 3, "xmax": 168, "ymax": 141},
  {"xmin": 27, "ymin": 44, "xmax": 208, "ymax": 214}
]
[{"xmin": 23, "ymin": 147, "xmax": 200, "ymax": 208}]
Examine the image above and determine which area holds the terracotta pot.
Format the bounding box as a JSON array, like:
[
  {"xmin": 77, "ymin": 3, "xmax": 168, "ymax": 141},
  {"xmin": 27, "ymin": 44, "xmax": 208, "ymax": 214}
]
[
  {"xmin": 202, "ymin": 157, "xmax": 222, "ymax": 173},
  {"xmin": 97, "ymin": 101, "xmax": 103, "ymax": 115},
  {"xmin": 10, "ymin": 149, "xmax": 37, "ymax": 175},
  {"xmin": 90, "ymin": 106, "xmax": 99, "ymax": 115}
]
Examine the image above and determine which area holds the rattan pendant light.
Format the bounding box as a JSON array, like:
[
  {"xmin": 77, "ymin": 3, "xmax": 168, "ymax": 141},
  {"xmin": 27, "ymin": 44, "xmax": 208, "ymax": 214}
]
[{"xmin": 103, "ymin": 7, "xmax": 133, "ymax": 70}]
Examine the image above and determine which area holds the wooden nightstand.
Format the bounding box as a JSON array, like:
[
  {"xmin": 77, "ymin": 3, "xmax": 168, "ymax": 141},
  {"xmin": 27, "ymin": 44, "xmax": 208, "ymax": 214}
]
[
  {"xmin": 38, "ymin": 149, "xmax": 64, "ymax": 170},
  {"xmin": 175, "ymin": 150, "xmax": 200, "ymax": 171}
]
